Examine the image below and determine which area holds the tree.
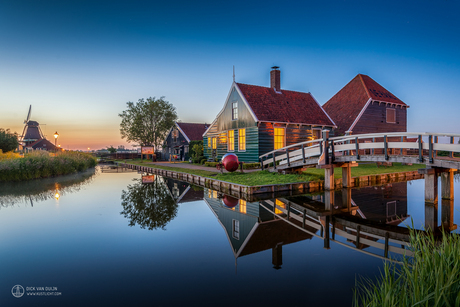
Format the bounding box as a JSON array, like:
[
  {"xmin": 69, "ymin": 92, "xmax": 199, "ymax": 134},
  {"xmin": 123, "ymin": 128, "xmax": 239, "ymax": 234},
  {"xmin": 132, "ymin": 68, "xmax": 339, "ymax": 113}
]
[
  {"xmin": 0, "ymin": 128, "xmax": 19, "ymax": 153},
  {"xmin": 119, "ymin": 97, "xmax": 178, "ymax": 150},
  {"xmin": 107, "ymin": 146, "xmax": 117, "ymax": 154},
  {"xmin": 189, "ymin": 140, "xmax": 203, "ymax": 159}
]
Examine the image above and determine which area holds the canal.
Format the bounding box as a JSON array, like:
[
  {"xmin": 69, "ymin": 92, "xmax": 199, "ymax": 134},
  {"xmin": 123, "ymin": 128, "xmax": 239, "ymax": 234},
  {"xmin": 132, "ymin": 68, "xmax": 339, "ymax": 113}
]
[{"xmin": 1, "ymin": 167, "xmax": 459, "ymax": 306}]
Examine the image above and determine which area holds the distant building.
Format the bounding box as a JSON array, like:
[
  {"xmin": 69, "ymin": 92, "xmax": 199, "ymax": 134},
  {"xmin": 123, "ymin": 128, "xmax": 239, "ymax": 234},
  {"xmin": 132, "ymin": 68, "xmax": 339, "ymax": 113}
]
[
  {"xmin": 203, "ymin": 67, "xmax": 335, "ymax": 162},
  {"xmin": 25, "ymin": 138, "xmax": 57, "ymax": 151},
  {"xmin": 323, "ymin": 74, "xmax": 409, "ymax": 136},
  {"xmin": 162, "ymin": 122, "xmax": 208, "ymax": 161}
]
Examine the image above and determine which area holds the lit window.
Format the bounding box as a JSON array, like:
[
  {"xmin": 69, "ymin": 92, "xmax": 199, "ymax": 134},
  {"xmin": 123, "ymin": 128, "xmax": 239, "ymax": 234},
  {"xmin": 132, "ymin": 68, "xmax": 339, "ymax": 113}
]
[
  {"xmin": 274, "ymin": 128, "xmax": 285, "ymax": 149},
  {"xmin": 386, "ymin": 108, "xmax": 396, "ymax": 123},
  {"xmin": 232, "ymin": 101, "xmax": 238, "ymax": 120},
  {"xmin": 228, "ymin": 130, "xmax": 234, "ymax": 151},
  {"xmin": 212, "ymin": 137, "xmax": 217, "ymax": 149},
  {"xmin": 239, "ymin": 200, "xmax": 247, "ymax": 214},
  {"xmin": 232, "ymin": 219, "xmax": 240, "ymax": 239},
  {"xmin": 212, "ymin": 190, "xmax": 217, "ymax": 199},
  {"xmin": 238, "ymin": 128, "xmax": 246, "ymax": 151},
  {"xmin": 275, "ymin": 199, "xmax": 286, "ymax": 215}
]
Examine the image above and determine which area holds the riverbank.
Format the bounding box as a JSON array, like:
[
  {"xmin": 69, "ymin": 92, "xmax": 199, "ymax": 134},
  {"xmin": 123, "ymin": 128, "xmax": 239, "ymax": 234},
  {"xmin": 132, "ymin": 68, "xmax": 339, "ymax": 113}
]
[
  {"xmin": 0, "ymin": 151, "xmax": 97, "ymax": 181},
  {"xmin": 118, "ymin": 161, "xmax": 425, "ymax": 197}
]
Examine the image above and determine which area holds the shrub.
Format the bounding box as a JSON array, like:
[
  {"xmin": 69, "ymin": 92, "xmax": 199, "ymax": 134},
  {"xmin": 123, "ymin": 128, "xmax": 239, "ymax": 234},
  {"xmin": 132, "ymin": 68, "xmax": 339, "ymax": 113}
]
[
  {"xmin": 243, "ymin": 162, "xmax": 261, "ymax": 169},
  {"xmin": 204, "ymin": 162, "xmax": 219, "ymax": 167},
  {"xmin": 200, "ymin": 158, "xmax": 207, "ymax": 165}
]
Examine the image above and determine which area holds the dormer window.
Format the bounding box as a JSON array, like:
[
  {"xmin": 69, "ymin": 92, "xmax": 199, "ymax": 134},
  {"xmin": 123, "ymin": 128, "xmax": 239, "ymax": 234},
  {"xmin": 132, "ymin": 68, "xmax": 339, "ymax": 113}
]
[{"xmin": 232, "ymin": 101, "xmax": 238, "ymax": 120}]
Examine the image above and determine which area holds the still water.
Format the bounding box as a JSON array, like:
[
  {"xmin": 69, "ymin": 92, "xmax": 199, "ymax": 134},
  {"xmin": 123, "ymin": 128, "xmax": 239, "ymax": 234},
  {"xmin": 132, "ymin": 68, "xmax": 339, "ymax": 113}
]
[{"xmin": 1, "ymin": 167, "xmax": 459, "ymax": 306}]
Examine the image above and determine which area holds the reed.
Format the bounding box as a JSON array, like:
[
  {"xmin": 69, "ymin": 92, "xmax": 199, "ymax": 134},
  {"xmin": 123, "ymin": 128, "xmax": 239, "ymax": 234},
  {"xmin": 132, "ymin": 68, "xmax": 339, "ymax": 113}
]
[
  {"xmin": 0, "ymin": 151, "xmax": 97, "ymax": 181},
  {"xmin": 354, "ymin": 228, "xmax": 460, "ymax": 306}
]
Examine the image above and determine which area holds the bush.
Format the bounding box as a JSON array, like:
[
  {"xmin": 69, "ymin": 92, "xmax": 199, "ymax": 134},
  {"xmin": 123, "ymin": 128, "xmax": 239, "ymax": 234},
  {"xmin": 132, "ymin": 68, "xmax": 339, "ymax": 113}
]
[
  {"xmin": 200, "ymin": 158, "xmax": 207, "ymax": 165},
  {"xmin": 243, "ymin": 162, "xmax": 261, "ymax": 169},
  {"xmin": 0, "ymin": 128, "xmax": 19, "ymax": 153},
  {"xmin": 204, "ymin": 162, "xmax": 219, "ymax": 167},
  {"xmin": 192, "ymin": 156, "xmax": 204, "ymax": 164}
]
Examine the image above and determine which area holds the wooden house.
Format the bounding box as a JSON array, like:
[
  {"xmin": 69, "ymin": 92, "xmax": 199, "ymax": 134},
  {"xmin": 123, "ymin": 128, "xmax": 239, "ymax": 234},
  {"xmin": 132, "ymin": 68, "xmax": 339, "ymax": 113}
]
[
  {"xmin": 322, "ymin": 74, "xmax": 409, "ymax": 136},
  {"xmin": 203, "ymin": 67, "xmax": 336, "ymax": 162},
  {"xmin": 162, "ymin": 122, "xmax": 208, "ymax": 161}
]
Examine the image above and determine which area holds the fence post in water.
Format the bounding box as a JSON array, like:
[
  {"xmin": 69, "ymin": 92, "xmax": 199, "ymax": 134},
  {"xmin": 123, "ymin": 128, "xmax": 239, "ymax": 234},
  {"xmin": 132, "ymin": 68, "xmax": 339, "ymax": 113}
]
[
  {"xmin": 384, "ymin": 232, "xmax": 390, "ymax": 258},
  {"xmin": 324, "ymin": 216, "xmax": 330, "ymax": 249},
  {"xmin": 356, "ymin": 225, "xmax": 361, "ymax": 247}
]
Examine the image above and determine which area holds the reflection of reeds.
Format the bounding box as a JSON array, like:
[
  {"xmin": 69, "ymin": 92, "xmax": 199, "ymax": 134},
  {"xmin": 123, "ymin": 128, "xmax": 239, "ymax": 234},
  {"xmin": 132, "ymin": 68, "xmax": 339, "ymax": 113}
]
[
  {"xmin": 354, "ymin": 228, "xmax": 460, "ymax": 306},
  {"xmin": 0, "ymin": 151, "xmax": 97, "ymax": 182},
  {"xmin": 0, "ymin": 167, "xmax": 98, "ymax": 207}
]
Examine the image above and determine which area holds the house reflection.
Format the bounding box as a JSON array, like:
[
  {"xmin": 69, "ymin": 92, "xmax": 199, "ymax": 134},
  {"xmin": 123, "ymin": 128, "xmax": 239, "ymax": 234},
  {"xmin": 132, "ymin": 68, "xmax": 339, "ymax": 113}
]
[
  {"xmin": 163, "ymin": 178, "xmax": 203, "ymax": 204},
  {"xmin": 204, "ymin": 188, "xmax": 317, "ymax": 269}
]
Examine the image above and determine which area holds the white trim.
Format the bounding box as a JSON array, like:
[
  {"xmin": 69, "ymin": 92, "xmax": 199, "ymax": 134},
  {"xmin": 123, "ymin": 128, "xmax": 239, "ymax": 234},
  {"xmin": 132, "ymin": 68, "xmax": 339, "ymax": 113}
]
[
  {"xmin": 348, "ymin": 98, "xmax": 372, "ymax": 133},
  {"xmin": 234, "ymin": 83, "xmax": 259, "ymax": 122},
  {"xmin": 310, "ymin": 93, "xmax": 337, "ymax": 128},
  {"xmin": 175, "ymin": 122, "xmax": 191, "ymax": 143},
  {"xmin": 258, "ymin": 120, "xmax": 335, "ymax": 128}
]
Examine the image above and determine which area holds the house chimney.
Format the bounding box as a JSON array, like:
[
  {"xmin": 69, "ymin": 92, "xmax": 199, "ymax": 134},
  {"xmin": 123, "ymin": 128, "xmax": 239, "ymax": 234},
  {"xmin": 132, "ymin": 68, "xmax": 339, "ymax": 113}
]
[{"xmin": 270, "ymin": 66, "xmax": 280, "ymax": 91}]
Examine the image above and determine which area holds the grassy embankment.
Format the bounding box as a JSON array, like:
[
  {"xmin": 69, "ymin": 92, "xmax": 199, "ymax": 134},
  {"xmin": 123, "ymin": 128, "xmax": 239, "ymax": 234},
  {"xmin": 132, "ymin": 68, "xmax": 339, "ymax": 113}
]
[
  {"xmin": 0, "ymin": 151, "xmax": 97, "ymax": 181},
  {"xmin": 122, "ymin": 160, "xmax": 424, "ymax": 186},
  {"xmin": 354, "ymin": 228, "xmax": 460, "ymax": 306}
]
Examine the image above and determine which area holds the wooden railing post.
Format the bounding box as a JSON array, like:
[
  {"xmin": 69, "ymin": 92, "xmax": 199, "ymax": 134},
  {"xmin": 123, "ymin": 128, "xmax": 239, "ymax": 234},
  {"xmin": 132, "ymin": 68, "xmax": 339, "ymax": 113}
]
[
  {"xmin": 434, "ymin": 136, "xmax": 438, "ymax": 157},
  {"xmin": 384, "ymin": 135, "xmax": 389, "ymax": 160},
  {"xmin": 429, "ymin": 135, "xmax": 434, "ymax": 163},
  {"xmin": 400, "ymin": 136, "xmax": 404, "ymax": 155},
  {"xmin": 355, "ymin": 137, "xmax": 360, "ymax": 160},
  {"xmin": 273, "ymin": 152, "xmax": 277, "ymax": 170},
  {"xmin": 322, "ymin": 130, "xmax": 330, "ymax": 165},
  {"xmin": 301, "ymin": 144, "xmax": 306, "ymax": 163},
  {"xmin": 260, "ymin": 157, "xmax": 264, "ymax": 170},
  {"xmin": 286, "ymin": 148, "xmax": 290, "ymax": 167},
  {"xmin": 418, "ymin": 135, "xmax": 423, "ymax": 162},
  {"xmin": 450, "ymin": 137, "xmax": 454, "ymax": 158}
]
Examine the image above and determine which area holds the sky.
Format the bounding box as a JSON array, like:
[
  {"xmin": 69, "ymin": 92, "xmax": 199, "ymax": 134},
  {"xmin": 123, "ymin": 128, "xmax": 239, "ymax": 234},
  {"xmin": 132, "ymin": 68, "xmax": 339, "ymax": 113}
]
[{"xmin": 1, "ymin": 0, "xmax": 459, "ymax": 150}]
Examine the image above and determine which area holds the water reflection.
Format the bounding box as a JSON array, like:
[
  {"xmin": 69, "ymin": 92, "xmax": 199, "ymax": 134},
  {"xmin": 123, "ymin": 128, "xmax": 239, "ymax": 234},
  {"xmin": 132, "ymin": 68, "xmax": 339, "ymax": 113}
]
[
  {"xmin": 202, "ymin": 181, "xmax": 458, "ymax": 267},
  {"xmin": 0, "ymin": 167, "xmax": 97, "ymax": 208},
  {"xmin": 120, "ymin": 176, "xmax": 178, "ymax": 230}
]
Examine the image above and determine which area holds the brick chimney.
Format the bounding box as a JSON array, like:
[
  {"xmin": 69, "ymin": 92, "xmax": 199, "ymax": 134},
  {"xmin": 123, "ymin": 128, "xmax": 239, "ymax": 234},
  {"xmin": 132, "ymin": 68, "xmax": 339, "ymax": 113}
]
[{"xmin": 270, "ymin": 66, "xmax": 280, "ymax": 91}]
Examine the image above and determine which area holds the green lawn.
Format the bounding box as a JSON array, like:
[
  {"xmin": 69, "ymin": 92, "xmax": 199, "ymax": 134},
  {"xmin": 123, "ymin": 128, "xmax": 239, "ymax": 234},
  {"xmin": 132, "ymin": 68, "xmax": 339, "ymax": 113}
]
[{"xmin": 119, "ymin": 160, "xmax": 425, "ymax": 186}]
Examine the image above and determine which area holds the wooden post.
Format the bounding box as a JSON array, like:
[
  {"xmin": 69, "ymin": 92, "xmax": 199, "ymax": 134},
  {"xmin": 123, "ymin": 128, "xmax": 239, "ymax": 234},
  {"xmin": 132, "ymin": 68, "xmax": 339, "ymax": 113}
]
[
  {"xmin": 434, "ymin": 136, "xmax": 438, "ymax": 157},
  {"xmin": 450, "ymin": 137, "xmax": 454, "ymax": 158},
  {"xmin": 324, "ymin": 216, "xmax": 330, "ymax": 249},
  {"xmin": 425, "ymin": 202, "xmax": 438, "ymax": 231},
  {"xmin": 324, "ymin": 190, "xmax": 334, "ymax": 211},
  {"xmin": 400, "ymin": 136, "xmax": 404, "ymax": 155},
  {"xmin": 384, "ymin": 135, "xmax": 389, "ymax": 160},
  {"xmin": 441, "ymin": 169, "xmax": 454, "ymax": 200},
  {"xmin": 273, "ymin": 152, "xmax": 276, "ymax": 170},
  {"xmin": 342, "ymin": 164, "xmax": 352, "ymax": 188},
  {"xmin": 272, "ymin": 244, "xmax": 283, "ymax": 270},
  {"xmin": 342, "ymin": 188, "xmax": 352, "ymax": 211},
  {"xmin": 425, "ymin": 171, "xmax": 438, "ymax": 203},
  {"xmin": 429, "ymin": 135, "xmax": 433, "ymax": 163},
  {"xmin": 286, "ymin": 148, "xmax": 290, "ymax": 167},
  {"xmin": 355, "ymin": 137, "xmax": 360, "ymax": 159},
  {"xmin": 418, "ymin": 135, "xmax": 423, "ymax": 162},
  {"xmin": 301, "ymin": 144, "xmax": 306, "ymax": 163},
  {"xmin": 324, "ymin": 166, "xmax": 334, "ymax": 190},
  {"xmin": 441, "ymin": 199, "xmax": 457, "ymax": 231}
]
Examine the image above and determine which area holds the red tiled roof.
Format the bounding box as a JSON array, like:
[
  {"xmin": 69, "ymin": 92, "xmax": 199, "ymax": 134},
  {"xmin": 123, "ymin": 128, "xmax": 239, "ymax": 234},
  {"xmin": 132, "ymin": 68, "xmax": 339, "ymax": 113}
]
[
  {"xmin": 236, "ymin": 83, "xmax": 335, "ymax": 126},
  {"xmin": 323, "ymin": 74, "xmax": 407, "ymax": 135},
  {"xmin": 25, "ymin": 138, "xmax": 57, "ymax": 151},
  {"xmin": 176, "ymin": 122, "xmax": 208, "ymax": 141}
]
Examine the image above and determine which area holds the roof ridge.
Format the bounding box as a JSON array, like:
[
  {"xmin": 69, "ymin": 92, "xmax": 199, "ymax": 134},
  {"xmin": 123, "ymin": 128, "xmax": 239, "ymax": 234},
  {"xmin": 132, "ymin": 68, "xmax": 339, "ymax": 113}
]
[{"xmin": 358, "ymin": 74, "xmax": 372, "ymax": 99}]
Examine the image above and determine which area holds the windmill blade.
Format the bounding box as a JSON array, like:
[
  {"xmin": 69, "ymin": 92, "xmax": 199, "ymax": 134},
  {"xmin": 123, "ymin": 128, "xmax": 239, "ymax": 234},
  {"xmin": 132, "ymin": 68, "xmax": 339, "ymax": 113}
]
[
  {"xmin": 25, "ymin": 105, "xmax": 31, "ymax": 123},
  {"xmin": 20, "ymin": 125, "xmax": 27, "ymax": 140}
]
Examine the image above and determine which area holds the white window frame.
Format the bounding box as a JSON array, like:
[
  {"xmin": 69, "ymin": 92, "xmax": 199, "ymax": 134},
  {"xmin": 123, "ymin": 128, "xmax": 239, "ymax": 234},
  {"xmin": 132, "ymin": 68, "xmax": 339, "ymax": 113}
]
[{"xmin": 232, "ymin": 101, "xmax": 238, "ymax": 121}]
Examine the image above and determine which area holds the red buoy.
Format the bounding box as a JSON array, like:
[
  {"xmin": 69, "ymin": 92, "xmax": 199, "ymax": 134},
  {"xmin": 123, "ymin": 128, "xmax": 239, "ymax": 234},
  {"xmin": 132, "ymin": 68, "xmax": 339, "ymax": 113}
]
[
  {"xmin": 222, "ymin": 195, "xmax": 239, "ymax": 208},
  {"xmin": 221, "ymin": 153, "xmax": 239, "ymax": 172}
]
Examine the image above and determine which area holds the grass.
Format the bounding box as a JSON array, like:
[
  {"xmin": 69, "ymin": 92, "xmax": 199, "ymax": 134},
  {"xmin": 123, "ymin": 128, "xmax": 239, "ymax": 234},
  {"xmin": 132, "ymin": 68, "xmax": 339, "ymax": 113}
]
[
  {"xmin": 0, "ymin": 151, "xmax": 97, "ymax": 181},
  {"xmin": 121, "ymin": 159, "xmax": 423, "ymax": 186},
  {"xmin": 354, "ymin": 228, "xmax": 460, "ymax": 306}
]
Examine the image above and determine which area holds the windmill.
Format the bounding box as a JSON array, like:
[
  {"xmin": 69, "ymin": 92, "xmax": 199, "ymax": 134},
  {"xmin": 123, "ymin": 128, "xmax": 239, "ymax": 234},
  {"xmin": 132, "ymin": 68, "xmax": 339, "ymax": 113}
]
[{"xmin": 20, "ymin": 105, "xmax": 45, "ymax": 146}]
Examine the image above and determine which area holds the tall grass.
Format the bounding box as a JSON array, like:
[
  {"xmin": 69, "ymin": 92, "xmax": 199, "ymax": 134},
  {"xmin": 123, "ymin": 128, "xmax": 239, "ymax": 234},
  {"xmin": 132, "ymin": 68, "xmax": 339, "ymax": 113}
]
[
  {"xmin": 0, "ymin": 151, "xmax": 97, "ymax": 181},
  {"xmin": 354, "ymin": 229, "xmax": 460, "ymax": 306}
]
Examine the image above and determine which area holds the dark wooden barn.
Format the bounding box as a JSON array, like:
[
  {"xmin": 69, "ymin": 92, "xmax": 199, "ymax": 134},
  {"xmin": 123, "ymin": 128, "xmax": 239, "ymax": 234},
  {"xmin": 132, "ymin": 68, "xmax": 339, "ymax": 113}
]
[
  {"xmin": 322, "ymin": 74, "xmax": 409, "ymax": 136},
  {"xmin": 203, "ymin": 67, "xmax": 336, "ymax": 162}
]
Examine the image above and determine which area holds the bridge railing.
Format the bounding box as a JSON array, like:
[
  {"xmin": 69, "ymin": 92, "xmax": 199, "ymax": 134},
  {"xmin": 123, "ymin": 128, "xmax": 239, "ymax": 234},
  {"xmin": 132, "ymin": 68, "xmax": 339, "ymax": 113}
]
[{"xmin": 259, "ymin": 132, "xmax": 460, "ymax": 169}]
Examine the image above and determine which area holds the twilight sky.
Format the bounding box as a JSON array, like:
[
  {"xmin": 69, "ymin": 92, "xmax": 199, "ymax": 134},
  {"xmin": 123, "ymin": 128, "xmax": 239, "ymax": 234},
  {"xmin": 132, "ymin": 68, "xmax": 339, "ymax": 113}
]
[{"xmin": 1, "ymin": 0, "xmax": 459, "ymax": 150}]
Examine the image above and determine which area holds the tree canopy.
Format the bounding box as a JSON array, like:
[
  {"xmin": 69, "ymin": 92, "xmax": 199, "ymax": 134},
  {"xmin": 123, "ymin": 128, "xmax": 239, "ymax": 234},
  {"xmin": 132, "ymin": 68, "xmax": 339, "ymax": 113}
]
[
  {"xmin": 0, "ymin": 128, "xmax": 19, "ymax": 153},
  {"xmin": 119, "ymin": 97, "xmax": 177, "ymax": 149}
]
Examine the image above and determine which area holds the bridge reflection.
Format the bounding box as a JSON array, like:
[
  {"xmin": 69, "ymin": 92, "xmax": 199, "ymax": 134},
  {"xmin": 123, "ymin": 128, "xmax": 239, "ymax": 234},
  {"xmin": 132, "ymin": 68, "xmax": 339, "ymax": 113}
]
[{"xmin": 204, "ymin": 181, "xmax": 457, "ymax": 267}]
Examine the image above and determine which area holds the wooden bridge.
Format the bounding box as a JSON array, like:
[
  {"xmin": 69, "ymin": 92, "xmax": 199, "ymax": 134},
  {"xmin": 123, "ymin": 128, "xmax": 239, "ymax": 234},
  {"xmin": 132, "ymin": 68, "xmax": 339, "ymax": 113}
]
[{"xmin": 260, "ymin": 131, "xmax": 460, "ymax": 202}]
